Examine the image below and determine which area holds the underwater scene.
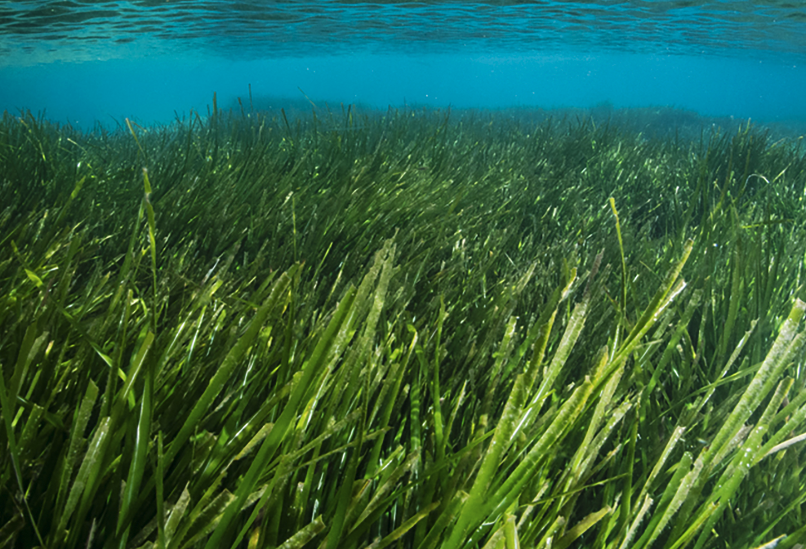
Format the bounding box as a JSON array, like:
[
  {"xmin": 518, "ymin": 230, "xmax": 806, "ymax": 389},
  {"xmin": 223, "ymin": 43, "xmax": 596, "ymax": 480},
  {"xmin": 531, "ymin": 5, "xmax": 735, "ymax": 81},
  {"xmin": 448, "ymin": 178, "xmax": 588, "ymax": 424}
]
[{"xmin": 2, "ymin": 1, "xmax": 806, "ymax": 548}]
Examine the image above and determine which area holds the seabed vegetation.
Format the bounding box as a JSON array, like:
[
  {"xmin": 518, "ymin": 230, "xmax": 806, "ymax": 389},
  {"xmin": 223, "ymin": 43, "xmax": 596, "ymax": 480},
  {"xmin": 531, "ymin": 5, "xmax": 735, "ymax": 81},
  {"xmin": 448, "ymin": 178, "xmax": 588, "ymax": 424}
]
[{"xmin": 1, "ymin": 101, "xmax": 806, "ymax": 549}]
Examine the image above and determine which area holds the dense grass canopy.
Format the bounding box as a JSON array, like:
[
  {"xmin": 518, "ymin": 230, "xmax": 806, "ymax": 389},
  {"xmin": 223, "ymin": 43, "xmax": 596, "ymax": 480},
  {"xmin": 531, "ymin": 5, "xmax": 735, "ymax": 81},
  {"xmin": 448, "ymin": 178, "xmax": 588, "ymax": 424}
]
[{"xmin": 1, "ymin": 104, "xmax": 806, "ymax": 549}]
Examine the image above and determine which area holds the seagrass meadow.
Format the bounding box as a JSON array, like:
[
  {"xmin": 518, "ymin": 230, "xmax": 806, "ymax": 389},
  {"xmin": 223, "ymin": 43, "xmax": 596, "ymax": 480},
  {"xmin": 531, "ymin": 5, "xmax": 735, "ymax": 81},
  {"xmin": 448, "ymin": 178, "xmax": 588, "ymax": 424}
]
[{"xmin": 2, "ymin": 104, "xmax": 806, "ymax": 549}]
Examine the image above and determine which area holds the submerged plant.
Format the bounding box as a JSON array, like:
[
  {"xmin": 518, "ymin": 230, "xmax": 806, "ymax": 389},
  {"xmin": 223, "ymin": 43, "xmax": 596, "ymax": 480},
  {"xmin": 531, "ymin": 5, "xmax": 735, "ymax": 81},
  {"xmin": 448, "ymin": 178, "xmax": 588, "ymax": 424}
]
[{"xmin": 1, "ymin": 105, "xmax": 805, "ymax": 549}]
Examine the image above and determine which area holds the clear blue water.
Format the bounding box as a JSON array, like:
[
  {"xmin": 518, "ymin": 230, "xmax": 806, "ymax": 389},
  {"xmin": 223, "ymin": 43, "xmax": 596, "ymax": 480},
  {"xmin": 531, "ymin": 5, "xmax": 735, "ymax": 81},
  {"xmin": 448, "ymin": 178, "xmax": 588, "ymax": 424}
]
[{"xmin": 1, "ymin": 0, "xmax": 805, "ymax": 130}]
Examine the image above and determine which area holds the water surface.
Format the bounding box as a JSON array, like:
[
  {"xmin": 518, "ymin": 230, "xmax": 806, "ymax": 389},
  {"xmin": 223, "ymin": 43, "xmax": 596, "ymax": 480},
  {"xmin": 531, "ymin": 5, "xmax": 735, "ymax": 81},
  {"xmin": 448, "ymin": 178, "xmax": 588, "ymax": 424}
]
[{"xmin": 1, "ymin": 1, "xmax": 804, "ymax": 129}]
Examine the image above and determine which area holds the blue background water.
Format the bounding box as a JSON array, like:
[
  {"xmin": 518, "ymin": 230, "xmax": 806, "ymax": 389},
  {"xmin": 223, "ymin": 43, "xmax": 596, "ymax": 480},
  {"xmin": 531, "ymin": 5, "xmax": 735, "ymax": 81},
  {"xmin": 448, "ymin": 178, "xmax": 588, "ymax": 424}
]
[{"xmin": 1, "ymin": 0, "xmax": 805, "ymax": 131}]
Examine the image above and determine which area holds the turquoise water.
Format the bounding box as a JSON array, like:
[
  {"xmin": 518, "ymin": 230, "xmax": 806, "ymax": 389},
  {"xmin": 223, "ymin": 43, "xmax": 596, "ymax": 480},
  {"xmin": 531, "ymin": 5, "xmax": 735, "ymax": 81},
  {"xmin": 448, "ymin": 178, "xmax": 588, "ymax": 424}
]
[{"xmin": 1, "ymin": 0, "xmax": 805, "ymax": 129}]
